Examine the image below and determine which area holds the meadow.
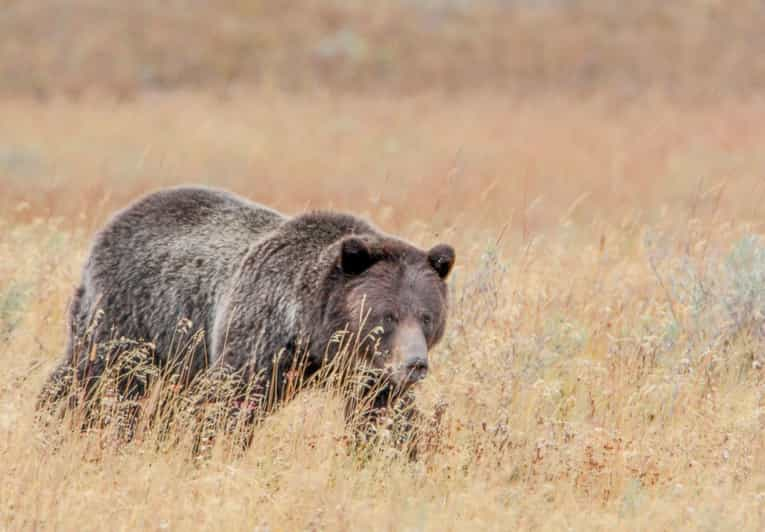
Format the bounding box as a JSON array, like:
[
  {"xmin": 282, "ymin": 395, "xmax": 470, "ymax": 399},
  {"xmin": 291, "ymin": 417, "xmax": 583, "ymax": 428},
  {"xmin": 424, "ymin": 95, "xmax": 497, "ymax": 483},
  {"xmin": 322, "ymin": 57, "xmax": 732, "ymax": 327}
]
[
  {"xmin": 3, "ymin": 1, "xmax": 765, "ymax": 530},
  {"xmin": 2, "ymin": 89, "xmax": 765, "ymax": 531}
]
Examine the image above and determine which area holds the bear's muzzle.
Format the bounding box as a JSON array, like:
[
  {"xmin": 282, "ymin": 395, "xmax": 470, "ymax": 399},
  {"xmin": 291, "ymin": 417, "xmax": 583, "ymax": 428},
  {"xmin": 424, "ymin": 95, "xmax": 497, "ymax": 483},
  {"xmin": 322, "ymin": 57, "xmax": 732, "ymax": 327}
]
[{"xmin": 391, "ymin": 320, "xmax": 429, "ymax": 387}]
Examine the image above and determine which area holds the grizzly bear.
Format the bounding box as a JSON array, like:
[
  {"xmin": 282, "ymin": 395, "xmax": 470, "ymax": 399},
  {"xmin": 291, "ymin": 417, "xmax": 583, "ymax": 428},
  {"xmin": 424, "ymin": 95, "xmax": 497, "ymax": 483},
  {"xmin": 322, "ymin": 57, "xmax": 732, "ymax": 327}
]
[{"xmin": 38, "ymin": 186, "xmax": 454, "ymax": 451}]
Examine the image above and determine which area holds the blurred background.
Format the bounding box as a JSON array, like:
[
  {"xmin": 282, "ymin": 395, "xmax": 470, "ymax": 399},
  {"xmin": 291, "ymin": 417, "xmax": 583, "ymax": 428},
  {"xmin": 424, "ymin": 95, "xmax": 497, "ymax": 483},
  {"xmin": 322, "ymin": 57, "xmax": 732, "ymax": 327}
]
[
  {"xmin": 2, "ymin": 0, "xmax": 764, "ymax": 240},
  {"xmin": 4, "ymin": 0, "xmax": 765, "ymax": 98}
]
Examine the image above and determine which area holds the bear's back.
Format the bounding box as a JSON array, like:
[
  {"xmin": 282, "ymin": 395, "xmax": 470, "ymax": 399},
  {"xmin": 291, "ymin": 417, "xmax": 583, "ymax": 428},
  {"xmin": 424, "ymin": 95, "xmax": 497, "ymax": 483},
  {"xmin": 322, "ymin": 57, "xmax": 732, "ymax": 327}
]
[
  {"xmin": 73, "ymin": 186, "xmax": 286, "ymax": 362},
  {"xmin": 88, "ymin": 186, "xmax": 284, "ymax": 269},
  {"xmin": 104, "ymin": 186, "xmax": 281, "ymax": 241}
]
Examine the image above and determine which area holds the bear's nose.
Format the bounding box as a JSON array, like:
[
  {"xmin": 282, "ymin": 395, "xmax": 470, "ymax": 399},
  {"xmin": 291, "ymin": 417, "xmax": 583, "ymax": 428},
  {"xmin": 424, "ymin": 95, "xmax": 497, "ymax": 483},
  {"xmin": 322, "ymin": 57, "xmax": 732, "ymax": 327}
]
[
  {"xmin": 404, "ymin": 355, "xmax": 429, "ymax": 381},
  {"xmin": 394, "ymin": 320, "xmax": 429, "ymax": 382}
]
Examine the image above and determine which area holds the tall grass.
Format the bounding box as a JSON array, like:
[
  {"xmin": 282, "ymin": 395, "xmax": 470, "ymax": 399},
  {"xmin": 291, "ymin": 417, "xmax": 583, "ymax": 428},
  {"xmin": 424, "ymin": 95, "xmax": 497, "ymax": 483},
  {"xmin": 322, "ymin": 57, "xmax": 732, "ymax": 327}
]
[
  {"xmin": 2, "ymin": 0, "xmax": 765, "ymax": 98},
  {"xmin": 2, "ymin": 92, "xmax": 765, "ymax": 529}
]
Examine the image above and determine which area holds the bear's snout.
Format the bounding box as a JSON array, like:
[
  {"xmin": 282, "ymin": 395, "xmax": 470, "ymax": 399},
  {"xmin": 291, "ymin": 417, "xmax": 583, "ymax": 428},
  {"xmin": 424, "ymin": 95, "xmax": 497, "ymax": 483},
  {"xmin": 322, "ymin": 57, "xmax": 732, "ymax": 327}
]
[
  {"xmin": 404, "ymin": 355, "xmax": 428, "ymax": 383},
  {"xmin": 392, "ymin": 321, "xmax": 429, "ymax": 385}
]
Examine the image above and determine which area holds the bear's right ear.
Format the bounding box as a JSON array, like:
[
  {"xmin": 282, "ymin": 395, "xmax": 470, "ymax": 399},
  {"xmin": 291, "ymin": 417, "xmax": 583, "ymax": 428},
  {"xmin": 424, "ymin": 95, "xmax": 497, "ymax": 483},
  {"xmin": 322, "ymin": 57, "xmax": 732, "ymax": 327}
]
[
  {"xmin": 340, "ymin": 237, "xmax": 379, "ymax": 276},
  {"xmin": 428, "ymin": 244, "xmax": 455, "ymax": 279}
]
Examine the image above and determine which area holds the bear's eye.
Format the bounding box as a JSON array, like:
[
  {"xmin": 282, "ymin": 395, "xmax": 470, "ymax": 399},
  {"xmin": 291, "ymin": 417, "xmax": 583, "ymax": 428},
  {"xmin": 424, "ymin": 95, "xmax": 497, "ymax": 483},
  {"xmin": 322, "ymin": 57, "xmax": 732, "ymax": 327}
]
[
  {"xmin": 421, "ymin": 312, "xmax": 433, "ymax": 328},
  {"xmin": 382, "ymin": 312, "xmax": 398, "ymax": 330}
]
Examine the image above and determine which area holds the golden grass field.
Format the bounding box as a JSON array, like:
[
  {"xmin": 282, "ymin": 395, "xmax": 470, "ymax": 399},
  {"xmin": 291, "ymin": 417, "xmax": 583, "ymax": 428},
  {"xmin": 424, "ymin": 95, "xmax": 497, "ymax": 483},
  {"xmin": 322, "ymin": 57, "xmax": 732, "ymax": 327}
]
[
  {"xmin": 3, "ymin": 90, "xmax": 765, "ymax": 531},
  {"xmin": 3, "ymin": 2, "xmax": 765, "ymax": 531}
]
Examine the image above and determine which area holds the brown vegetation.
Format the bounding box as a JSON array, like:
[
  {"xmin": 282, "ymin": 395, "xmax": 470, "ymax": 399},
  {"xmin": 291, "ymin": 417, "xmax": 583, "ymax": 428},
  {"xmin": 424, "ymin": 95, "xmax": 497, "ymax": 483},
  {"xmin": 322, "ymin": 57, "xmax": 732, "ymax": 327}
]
[
  {"xmin": 2, "ymin": 0, "xmax": 765, "ymax": 99},
  {"xmin": 2, "ymin": 1, "xmax": 765, "ymax": 530}
]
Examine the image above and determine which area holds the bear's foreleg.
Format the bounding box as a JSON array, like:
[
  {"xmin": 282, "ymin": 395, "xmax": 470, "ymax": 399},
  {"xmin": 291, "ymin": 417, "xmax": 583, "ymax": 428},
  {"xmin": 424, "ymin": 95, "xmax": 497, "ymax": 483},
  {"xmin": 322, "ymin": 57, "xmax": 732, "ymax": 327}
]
[{"xmin": 343, "ymin": 379, "xmax": 424, "ymax": 460}]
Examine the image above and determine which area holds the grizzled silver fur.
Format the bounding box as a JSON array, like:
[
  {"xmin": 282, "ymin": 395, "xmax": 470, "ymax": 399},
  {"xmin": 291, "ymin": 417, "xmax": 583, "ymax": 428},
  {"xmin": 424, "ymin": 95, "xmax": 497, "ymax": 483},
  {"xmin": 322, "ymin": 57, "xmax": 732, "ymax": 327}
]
[{"xmin": 38, "ymin": 186, "xmax": 455, "ymax": 448}]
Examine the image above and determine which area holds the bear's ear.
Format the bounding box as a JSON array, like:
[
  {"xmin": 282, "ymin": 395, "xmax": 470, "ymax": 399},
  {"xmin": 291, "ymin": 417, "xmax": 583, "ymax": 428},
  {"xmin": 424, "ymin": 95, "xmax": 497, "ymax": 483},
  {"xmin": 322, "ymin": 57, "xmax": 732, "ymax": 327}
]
[
  {"xmin": 427, "ymin": 244, "xmax": 455, "ymax": 279},
  {"xmin": 340, "ymin": 236, "xmax": 380, "ymax": 275}
]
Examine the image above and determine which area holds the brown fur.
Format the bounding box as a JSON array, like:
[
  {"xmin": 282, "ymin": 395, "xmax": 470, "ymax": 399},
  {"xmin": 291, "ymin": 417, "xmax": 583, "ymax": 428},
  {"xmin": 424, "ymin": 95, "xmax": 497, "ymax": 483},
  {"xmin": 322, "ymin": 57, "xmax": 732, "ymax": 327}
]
[{"xmin": 37, "ymin": 186, "xmax": 455, "ymax": 453}]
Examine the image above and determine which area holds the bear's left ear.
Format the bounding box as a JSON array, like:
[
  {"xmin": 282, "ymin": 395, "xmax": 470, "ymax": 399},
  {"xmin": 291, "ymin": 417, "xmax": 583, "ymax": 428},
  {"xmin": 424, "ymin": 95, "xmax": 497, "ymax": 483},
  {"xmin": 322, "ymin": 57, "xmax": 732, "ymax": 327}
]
[
  {"xmin": 427, "ymin": 244, "xmax": 455, "ymax": 279},
  {"xmin": 340, "ymin": 236, "xmax": 381, "ymax": 276}
]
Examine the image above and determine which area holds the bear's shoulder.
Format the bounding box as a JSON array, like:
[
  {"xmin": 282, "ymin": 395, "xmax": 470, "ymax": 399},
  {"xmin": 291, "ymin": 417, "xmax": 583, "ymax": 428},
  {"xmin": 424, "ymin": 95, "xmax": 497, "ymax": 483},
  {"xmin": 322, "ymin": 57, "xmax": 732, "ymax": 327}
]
[{"xmin": 274, "ymin": 210, "xmax": 379, "ymax": 247}]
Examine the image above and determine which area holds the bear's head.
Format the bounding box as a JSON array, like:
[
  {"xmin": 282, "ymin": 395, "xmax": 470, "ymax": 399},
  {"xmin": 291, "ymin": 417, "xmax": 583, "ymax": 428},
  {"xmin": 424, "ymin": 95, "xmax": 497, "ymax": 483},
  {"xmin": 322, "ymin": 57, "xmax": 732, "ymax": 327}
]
[{"xmin": 323, "ymin": 234, "xmax": 455, "ymax": 390}]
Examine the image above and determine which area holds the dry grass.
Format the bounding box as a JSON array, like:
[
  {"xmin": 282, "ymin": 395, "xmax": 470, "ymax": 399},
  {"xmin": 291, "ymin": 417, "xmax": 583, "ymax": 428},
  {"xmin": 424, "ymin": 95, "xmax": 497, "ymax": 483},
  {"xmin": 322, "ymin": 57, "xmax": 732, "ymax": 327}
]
[
  {"xmin": 2, "ymin": 89, "xmax": 765, "ymax": 530},
  {"xmin": 3, "ymin": 0, "xmax": 765, "ymax": 99},
  {"xmin": 3, "ymin": 1, "xmax": 765, "ymax": 528}
]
